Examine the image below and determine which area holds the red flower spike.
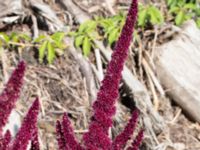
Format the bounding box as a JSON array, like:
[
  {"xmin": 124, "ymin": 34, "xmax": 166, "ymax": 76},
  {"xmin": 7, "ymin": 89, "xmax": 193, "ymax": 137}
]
[
  {"xmin": 127, "ymin": 129, "xmax": 144, "ymax": 150},
  {"xmin": 0, "ymin": 61, "xmax": 25, "ymax": 134},
  {"xmin": 0, "ymin": 130, "xmax": 11, "ymax": 150},
  {"xmin": 30, "ymin": 127, "xmax": 40, "ymax": 150},
  {"xmin": 61, "ymin": 113, "xmax": 83, "ymax": 150},
  {"xmin": 11, "ymin": 98, "xmax": 40, "ymax": 150},
  {"xmin": 112, "ymin": 110, "xmax": 139, "ymax": 149},
  {"xmin": 83, "ymin": 122, "xmax": 112, "ymax": 149},
  {"xmin": 56, "ymin": 120, "xmax": 66, "ymax": 150},
  {"xmin": 83, "ymin": 0, "xmax": 138, "ymax": 148},
  {"xmin": 0, "ymin": 0, "xmax": 142, "ymax": 149}
]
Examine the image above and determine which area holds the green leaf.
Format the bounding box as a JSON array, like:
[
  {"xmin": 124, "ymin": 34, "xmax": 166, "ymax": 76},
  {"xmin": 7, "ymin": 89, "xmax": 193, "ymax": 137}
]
[
  {"xmin": 88, "ymin": 31, "xmax": 100, "ymax": 40},
  {"xmin": 85, "ymin": 21, "xmax": 97, "ymax": 33},
  {"xmin": 148, "ymin": 6, "xmax": 164, "ymax": 25},
  {"xmin": 195, "ymin": 8, "xmax": 200, "ymax": 16},
  {"xmin": 39, "ymin": 41, "xmax": 47, "ymax": 63},
  {"xmin": 0, "ymin": 33, "xmax": 9, "ymax": 44},
  {"xmin": 184, "ymin": 3, "xmax": 196, "ymax": 10},
  {"xmin": 19, "ymin": 33, "xmax": 31, "ymax": 42},
  {"xmin": 47, "ymin": 42, "xmax": 55, "ymax": 64},
  {"xmin": 100, "ymin": 19, "xmax": 114, "ymax": 30},
  {"xmin": 79, "ymin": 20, "xmax": 97, "ymax": 33},
  {"xmin": 167, "ymin": 0, "xmax": 174, "ymax": 6},
  {"xmin": 184, "ymin": 13, "xmax": 193, "ymax": 20},
  {"xmin": 105, "ymin": 26, "xmax": 115, "ymax": 37},
  {"xmin": 34, "ymin": 35, "xmax": 46, "ymax": 43},
  {"xmin": 51, "ymin": 32, "xmax": 65, "ymax": 46},
  {"xmin": 67, "ymin": 31, "xmax": 77, "ymax": 37},
  {"xmin": 75, "ymin": 35, "xmax": 84, "ymax": 48},
  {"xmin": 10, "ymin": 32, "xmax": 19, "ymax": 43},
  {"xmin": 108, "ymin": 28, "xmax": 119, "ymax": 45},
  {"xmin": 82, "ymin": 37, "xmax": 91, "ymax": 56},
  {"xmin": 175, "ymin": 11, "xmax": 185, "ymax": 25},
  {"xmin": 196, "ymin": 18, "xmax": 200, "ymax": 28},
  {"xmin": 51, "ymin": 32, "xmax": 65, "ymax": 49},
  {"xmin": 177, "ymin": 0, "xmax": 185, "ymax": 7},
  {"xmin": 133, "ymin": 30, "xmax": 139, "ymax": 42},
  {"xmin": 138, "ymin": 9, "xmax": 147, "ymax": 27},
  {"xmin": 79, "ymin": 22, "xmax": 89, "ymax": 33},
  {"xmin": 169, "ymin": 6, "xmax": 180, "ymax": 13}
]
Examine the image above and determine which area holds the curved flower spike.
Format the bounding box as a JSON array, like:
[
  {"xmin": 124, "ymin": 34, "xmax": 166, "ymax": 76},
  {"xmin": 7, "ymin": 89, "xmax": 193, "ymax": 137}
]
[
  {"xmin": 0, "ymin": 130, "xmax": 11, "ymax": 150},
  {"xmin": 11, "ymin": 98, "xmax": 40, "ymax": 150},
  {"xmin": 112, "ymin": 110, "xmax": 139, "ymax": 149},
  {"xmin": 0, "ymin": 61, "xmax": 26, "ymax": 134}
]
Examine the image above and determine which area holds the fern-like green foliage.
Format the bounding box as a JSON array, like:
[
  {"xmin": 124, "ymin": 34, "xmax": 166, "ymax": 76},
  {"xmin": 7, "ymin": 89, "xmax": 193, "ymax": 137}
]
[{"xmin": 0, "ymin": 32, "xmax": 67, "ymax": 64}]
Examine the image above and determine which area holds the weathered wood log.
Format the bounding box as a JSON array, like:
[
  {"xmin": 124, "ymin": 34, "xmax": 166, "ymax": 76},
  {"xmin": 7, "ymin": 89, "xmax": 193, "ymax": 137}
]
[
  {"xmin": 0, "ymin": 0, "xmax": 64, "ymax": 32},
  {"xmin": 155, "ymin": 21, "xmax": 200, "ymax": 122}
]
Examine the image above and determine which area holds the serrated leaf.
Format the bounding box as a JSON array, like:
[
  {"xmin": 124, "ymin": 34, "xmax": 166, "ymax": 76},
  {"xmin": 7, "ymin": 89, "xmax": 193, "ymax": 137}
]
[
  {"xmin": 85, "ymin": 21, "xmax": 97, "ymax": 33},
  {"xmin": 75, "ymin": 35, "xmax": 84, "ymax": 48},
  {"xmin": 82, "ymin": 37, "xmax": 91, "ymax": 57},
  {"xmin": 148, "ymin": 6, "xmax": 164, "ymax": 25},
  {"xmin": 0, "ymin": 33, "xmax": 9, "ymax": 44},
  {"xmin": 10, "ymin": 33, "xmax": 19, "ymax": 43},
  {"xmin": 39, "ymin": 41, "xmax": 47, "ymax": 63},
  {"xmin": 105, "ymin": 26, "xmax": 115, "ymax": 37},
  {"xmin": 184, "ymin": 13, "xmax": 193, "ymax": 20},
  {"xmin": 175, "ymin": 11, "xmax": 185, "ymax": 25},
  {"xmin": 88, "ymin": 31, "xmax": 101, "ymax": 40},
  {"xmin": 34, "ymin": 35, "xmax": 46, "ymax": 43},
  {"xmin": 67, "ymin": 31, "xmax": 77, "ymax": 37},
  {"xmin": 168, "ymin": 0, "xmax": 179, "ymax": 9},
  {"xmin": 177, "ymin": 0, "xmax": 185, "ymax": 7},
  {"xmin": 195, "ymin": 8, "xmax": 200, "ymax": 16},
  {"xmin": 79, "ymin": 20, "xmax": 96, "ymax": 33},
  {"xmin": 138, "ymin": 9, "xmax": 147, "ymax": 27},
  {"xmin": 169, "ymin": 6, "xmax": 180, "ymax": 13},
  {"xmin": 167, "ymin": 0, "xmax": 174, "ymax": 6},
  {"xmin": 47, "ymin": 42, "xmax": 55, "ymax": 64},
  {"xmin": 184, "ymin": 3, "xmax": 196, "ymax": 10},
  {"xmin": 51, "ymin": 32, "xmax": 65, "ymax": 49},
  {"xmin": 19, "ymin": 33, "xmax": 31, "ymax": 42},
  {"xmin": 108, "ymin": 28, "xmax": 119, "ymax": 45},
  {"xmin": 100, "ymin": 19, "xmax": 113, "ymax": 29},
  {"xmin": 51, "ymin": 32, "xmax": 65, "ymax": 46},
  {"xmin": 196, "ymin": 18, "xmax": 200, "ymax": 28},
  {"xmin": 79, "ymin": 22, "xmax": 89, "ymax": 33}
]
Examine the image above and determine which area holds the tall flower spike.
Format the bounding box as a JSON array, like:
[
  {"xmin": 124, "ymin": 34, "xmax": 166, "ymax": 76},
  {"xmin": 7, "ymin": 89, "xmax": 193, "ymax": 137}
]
[
  {"xmin": 30, "ymin": 126, "xmax": 40, "ymax": 150},
  {"xmin": 0, "ymin": 130, "xmax": 11, "ymax": 150},
  {"xmin": 61, "ymin": 113, "xmax": 83, "ymax": 150},
  {"xmin": 56, "ymin": 113, "xmax": 83, "ymax": 150},
  {"xmin": 10, "ymin": 98, "xmax": 40, "ymax": 150},
  {"xmin": 127, "ymin": 129, "xmax": 144, "ymax": 150},
  {"xmin": 0, "ymin": 61, "xmax": 25, "ymax": 134},
  {"xmin": 83, "ymin": 0, "xmax": 138, "ymax": 148},
  {"xmin": 112, "ymin": 110, "xmax": 139, "ymax": 149},
  {"xmin": 56, "ymin": 120, "xmax": 66, "ymax": 150}
]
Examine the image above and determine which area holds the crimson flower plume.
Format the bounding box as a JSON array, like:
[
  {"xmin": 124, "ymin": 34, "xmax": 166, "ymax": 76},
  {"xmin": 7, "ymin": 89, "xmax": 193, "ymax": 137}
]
[
  {"xmin": 56, "ymin": 0, "xmax": 143, "ymax": 149},
  {"xmin": 10, "ymin": 98, "xmax": 40, "ymax": 150},
  {"xmin": 0, "ymin": 61, "xmax": 25, "ymax": 134}
]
